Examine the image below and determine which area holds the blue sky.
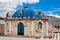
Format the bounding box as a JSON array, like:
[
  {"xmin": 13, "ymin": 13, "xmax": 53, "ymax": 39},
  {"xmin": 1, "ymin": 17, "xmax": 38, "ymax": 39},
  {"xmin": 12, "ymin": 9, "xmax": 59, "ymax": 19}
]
[
  {"xmin": 0, "ymin": 0, "xmax": 60, "ymax": 18},
  {"xmin": 16, "ymin": 0, "xmax": 60, "ymax": 15},
  {"xmin": 16, "ymin": 0, "xmax": 60, "ymax": 10}
]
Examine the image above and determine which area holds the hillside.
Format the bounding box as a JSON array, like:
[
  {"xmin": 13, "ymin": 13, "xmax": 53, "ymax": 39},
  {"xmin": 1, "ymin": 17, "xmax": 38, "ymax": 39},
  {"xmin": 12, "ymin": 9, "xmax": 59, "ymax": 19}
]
[{"xmin": 47, "ymin": 16, "xmax": 59, "ymax": 28}]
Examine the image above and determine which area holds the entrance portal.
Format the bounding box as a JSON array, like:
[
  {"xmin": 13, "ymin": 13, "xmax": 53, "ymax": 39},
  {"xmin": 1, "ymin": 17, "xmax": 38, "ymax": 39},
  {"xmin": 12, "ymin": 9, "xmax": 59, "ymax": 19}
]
[{"xmin": 17, "ymin": 22, "xmax": 24, "ymax": 35}]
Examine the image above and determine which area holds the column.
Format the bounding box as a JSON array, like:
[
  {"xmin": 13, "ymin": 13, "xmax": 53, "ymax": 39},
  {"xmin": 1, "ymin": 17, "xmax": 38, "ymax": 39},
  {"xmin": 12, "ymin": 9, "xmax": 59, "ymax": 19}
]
[
  {"xmin": 54, "ymin": 34, "xmax": 57, "ymax": 39},
  {"xmin": 57, "ymin": 33, "xmax": 59, "ymax": 40},
  {"xmin": 41, "ymin": 22, "xmax": 44, "ymax": 39},
  {"xmin": 46, "ymin": 21, "xmax": 48, "ymax": 36},
  {"xmin": 4, "ymin": 22, "xmax": 7, "ymax": 35},
  {"xmin": 10, "ymin": 22, "xmax": 11, "ymax": 35},
  {"xmin": 31, "ymin": 21, "xmax": 33, "ymax": 36},
  {"xmin": 55, "ymin": 33, "xmax": 57, "ymax": 39},
  {"xmin": 1, "ymin": 20, "xmax": 2, "ymax": 24},
  {"xmin": 9, "ymin": 21, "xmax": 11, "ymax": 35}
]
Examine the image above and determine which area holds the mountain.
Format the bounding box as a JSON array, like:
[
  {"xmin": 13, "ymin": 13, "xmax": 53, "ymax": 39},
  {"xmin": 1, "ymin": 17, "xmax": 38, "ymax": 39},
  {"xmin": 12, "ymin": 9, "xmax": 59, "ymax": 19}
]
[{"xmin": 47, "ymin": 16, "xmax": 59, "ymax": 28}]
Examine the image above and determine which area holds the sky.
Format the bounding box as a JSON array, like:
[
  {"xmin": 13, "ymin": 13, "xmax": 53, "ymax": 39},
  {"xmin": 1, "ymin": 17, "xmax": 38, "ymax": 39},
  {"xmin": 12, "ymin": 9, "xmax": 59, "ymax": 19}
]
[{"xmin": 0, "ymin": 0, "xmax": 60, "ymax": 18}]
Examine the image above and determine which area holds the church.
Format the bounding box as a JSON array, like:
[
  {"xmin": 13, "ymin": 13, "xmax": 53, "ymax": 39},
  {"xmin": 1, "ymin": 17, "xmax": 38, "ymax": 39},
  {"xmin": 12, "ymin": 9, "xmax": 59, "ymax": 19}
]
[{"xmin": 4, "ymin": 6, "xmax": 48, "ymax": 36}]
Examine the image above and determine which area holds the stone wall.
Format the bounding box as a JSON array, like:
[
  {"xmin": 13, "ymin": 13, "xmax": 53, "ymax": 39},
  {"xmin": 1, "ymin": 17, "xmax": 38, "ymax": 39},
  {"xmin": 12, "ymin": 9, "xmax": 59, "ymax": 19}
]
[
  {"xmin": 32, "ymin": 20, "xmax": 47, "ymax": 36},
  {"xmin": 5, "ymin": 19, "xmax": 47, "ymax": 36},
  {"xmin": 0, "ymin": 24, "xmax": 4, "ymax": 35}
]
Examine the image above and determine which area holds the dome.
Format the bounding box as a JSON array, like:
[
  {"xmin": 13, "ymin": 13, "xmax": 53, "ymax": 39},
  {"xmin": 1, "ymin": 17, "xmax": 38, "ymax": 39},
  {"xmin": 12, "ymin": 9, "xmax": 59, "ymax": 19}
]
[{"xmin": 12, "ymin": 7, "xmax": 42, "ymax": 19}]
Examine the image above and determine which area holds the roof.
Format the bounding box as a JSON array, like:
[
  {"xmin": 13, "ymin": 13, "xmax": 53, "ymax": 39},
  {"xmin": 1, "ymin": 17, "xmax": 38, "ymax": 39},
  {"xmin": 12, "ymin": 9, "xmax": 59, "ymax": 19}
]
[
  {"xmin": 0, "ymin": 17, "xmax": 5, "ymax": 20},
  {"xmin": 48, "ymin": 24, "xmax": 59, "ymax": 32},
  {"xmin": 12, "ymin": 7, "xmax": 46, "ymax": 19}
]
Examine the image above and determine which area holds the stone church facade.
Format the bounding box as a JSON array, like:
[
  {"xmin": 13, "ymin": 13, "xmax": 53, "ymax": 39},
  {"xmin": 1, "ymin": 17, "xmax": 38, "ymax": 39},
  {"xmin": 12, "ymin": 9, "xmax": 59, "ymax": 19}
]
[{"xmin": 4, "ymin": 7, "xmax": 48, "ymax": 36}]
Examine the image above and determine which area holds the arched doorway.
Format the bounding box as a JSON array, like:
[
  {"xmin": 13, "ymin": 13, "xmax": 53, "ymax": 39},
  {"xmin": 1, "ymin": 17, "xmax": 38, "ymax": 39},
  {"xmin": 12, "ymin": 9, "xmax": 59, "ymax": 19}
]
[{"xmin": 17, "ymin": 22, "xmax": 24, "ymax": 35}]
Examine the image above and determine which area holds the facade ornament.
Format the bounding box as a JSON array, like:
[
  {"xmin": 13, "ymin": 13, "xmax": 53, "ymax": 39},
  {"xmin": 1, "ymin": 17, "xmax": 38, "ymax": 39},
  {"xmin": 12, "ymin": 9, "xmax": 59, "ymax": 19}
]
[{"xmin": 6, "ymin": 12, "xmax": 10, "ymax": 18}]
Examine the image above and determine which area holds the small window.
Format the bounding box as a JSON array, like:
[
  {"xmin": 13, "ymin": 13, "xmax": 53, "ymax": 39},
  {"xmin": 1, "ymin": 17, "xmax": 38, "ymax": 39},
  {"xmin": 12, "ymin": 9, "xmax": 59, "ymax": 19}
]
[{"xmin": 38, "ymin": 22, "xmax": 42, "ymax": 30}]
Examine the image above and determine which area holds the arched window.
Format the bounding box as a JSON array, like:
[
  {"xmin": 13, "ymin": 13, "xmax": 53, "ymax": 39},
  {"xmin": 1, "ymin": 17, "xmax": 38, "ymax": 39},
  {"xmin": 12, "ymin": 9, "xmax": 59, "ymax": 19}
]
[{"xmin": 38, "ymin": 22, "xmax": 42, "ymax": 30}]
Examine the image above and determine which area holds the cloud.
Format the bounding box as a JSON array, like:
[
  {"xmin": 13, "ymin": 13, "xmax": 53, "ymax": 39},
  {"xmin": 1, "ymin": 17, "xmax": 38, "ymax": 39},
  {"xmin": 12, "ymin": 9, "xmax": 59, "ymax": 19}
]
[
  {"xmin": 46, "ymin": 8, "xmax": 60, "ymax": 13},
  {"xmin": 0, "ymin": 2, "xmax": 17, "ymax": 17},
  {"xmin": 44, "ymin": 8, "xmax": 60, "ymax": 18},
  {"xmin": 0, "ymin": 0, "xmax": 39, "ymax": 17},
  {"xmin": 23, "ymin": 0, "xmax": 39, "ymax": 4},
  {"xmin": 0, "ymin": 0, "xmax": 39, "ymax": 4},
  {"xmin": 47, "ymin": 13, "xmax": 60, "ymax": 18}
]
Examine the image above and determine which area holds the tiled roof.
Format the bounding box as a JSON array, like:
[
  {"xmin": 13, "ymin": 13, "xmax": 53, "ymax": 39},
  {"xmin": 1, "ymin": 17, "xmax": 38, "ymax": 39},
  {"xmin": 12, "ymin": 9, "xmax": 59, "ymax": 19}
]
[{"xmin": 48, "ymin": 24, "xmax": 59, "ymax": 32}]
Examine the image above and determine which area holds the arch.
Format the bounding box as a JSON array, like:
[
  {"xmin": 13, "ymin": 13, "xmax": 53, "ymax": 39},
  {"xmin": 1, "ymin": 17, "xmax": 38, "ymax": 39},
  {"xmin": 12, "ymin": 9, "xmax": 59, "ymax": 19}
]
[
  {"xmin": 17, "ymin": 22, "xmax": 24, "ymax": 35},
  {"xmin": 38, "ymin": 22, "xmax": 42, "ymax": 30},
  {"xmin": 36, "ymin": 20, "xmax": 44, "ymax": 32}
]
